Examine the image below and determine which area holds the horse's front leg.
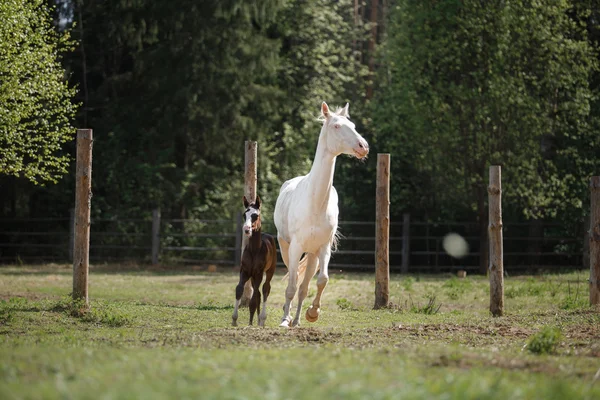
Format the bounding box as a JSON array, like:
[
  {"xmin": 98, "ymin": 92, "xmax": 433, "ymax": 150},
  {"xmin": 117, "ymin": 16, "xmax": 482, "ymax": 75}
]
[
  {"xmin": 232, "ymin": 270, "xmax": 250, "ymax": 326},
  {"xmin": 249, "ymin": 275, "xmax": 262, "ymax": 326},
  {"xmin": 239, "ymin": 236, "xmax": 253, "ymax": 307},
  {"xmin": 292, "ymin": 253, "xmax": 318, "ymax": 327},
  {"xmin": 258, "ymin": 265, "xmax": 275, "ymax": 327},
  {"xmin": 306, "ymin": 244, "xmax": 331, "ymax": 323},
  {"xmin": 280, "ymin": 240, "xmax": 303, "ymax": 327}
]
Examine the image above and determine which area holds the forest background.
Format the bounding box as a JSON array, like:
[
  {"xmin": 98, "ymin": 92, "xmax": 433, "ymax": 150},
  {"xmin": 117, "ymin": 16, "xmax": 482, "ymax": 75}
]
[{"xmin": 2, "ymin": 0, "xmax": 600, "ymax": 271}]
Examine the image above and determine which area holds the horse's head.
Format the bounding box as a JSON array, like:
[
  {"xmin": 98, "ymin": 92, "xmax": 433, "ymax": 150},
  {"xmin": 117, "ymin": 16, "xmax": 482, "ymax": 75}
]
[
  {"xmin": 321, "ymin": 102, "xmax": 369, "ymax": 159},
  {"xmin": 242, "ymin": 195, "xmax": 261, "ymax": 238}
]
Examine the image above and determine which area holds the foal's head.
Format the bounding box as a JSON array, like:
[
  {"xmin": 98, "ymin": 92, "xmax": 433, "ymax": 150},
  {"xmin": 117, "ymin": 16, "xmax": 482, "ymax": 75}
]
[
  {"xmin": 320, "ymin": 102, "xmax": 369, "ymax": 159},
  {"xmin": 242, "ymin": 195, "xmax": 261, "ymax": 238}
]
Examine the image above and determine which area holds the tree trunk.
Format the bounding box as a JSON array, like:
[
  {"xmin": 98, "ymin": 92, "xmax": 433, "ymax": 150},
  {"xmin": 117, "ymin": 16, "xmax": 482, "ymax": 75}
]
[{"xmin": 366, "ymin": 0, "xmax": 379, "ymax": 100}]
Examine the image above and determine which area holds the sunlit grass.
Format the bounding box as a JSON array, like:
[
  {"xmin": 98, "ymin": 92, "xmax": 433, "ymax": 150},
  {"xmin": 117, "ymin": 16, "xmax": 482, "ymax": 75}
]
[{"xmin": 0, "ymin": 264, "xmax": 598, "ymax": 399}]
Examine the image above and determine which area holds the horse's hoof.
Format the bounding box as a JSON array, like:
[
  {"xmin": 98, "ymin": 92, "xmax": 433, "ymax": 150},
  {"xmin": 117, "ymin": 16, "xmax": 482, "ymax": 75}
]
[
  {"xmin": 279, "ymin": 317, "xmax": 292, "ymax": 328},
  {"xmin": 232, "ymin": 320, "xmax": 237, "ymax": 327},
  {"xmin": 305, "ymin": 306, "xmax": 320, "ymax": 322},
  {"xmin": 292, "ymin": 319, "xmax": 300, "ymax": 327}
]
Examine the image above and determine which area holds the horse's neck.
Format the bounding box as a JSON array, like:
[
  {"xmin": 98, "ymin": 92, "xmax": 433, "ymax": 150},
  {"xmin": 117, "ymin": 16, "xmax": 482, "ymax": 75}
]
[
  {"xmin": 248, "ymin": 226, "xmax": 262, "ymax": 250},
  {"xmin": 306, "ymin": 127, "xmax": 337, "ymax": 211}
]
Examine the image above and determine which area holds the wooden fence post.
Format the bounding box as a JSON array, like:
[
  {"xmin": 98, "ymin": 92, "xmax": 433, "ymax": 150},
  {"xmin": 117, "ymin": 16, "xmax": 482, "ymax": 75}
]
[
  {"xmin": 151, "ymin": 208, "xmax": 161, "ymax": 265},
  {"xmin": 234, "ymin": 212, "xmax": 243, "ymax": 268},
  {"xmin": 245, "ymin": 141, "xmax": 257, "ymax": 203},
  {"xmin": 401, "ymin": 213, "xmax": 410, "ymax": 274},
  {"xmin": 240, "ymin": 140, "xmax": 257, "ymax": 306},
  {"xmin": 374, "ymin": 154, "xmax": 390, "ymax": 309},
  {"xmin": 69, "ymin": 208, "xmax": 75, "ymax": 262},
  {"xmin": 590, "ymin": 176, "xmax": 600, "ymax": 306},
  {"xmin": 489, "ymin": 165, "xmax": 504, "ymax": 316},
  {"xmin": 73, "ymin": 129, "xmax": 93, "ymax": 305}
]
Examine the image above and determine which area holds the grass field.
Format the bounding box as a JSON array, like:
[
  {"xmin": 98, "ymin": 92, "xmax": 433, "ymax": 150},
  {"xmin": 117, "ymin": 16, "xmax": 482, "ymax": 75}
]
[{"xmin": 1, "ymin": 263, "xmax": 599, "ymax": 399}]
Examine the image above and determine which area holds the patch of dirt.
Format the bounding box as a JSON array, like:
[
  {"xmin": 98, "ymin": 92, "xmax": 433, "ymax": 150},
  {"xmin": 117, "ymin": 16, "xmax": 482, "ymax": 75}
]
[
  {"xmin": 388, "ymin": 323, "xmax": 533, "ymax": 339},
  {"xmin": 200, "ymin": 326, "xmax": 344, "ymax": 346}
]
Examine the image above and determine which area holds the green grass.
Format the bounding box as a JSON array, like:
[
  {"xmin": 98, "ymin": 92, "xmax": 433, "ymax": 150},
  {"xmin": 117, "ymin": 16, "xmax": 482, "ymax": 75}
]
[{"xmin": 1, "ymin": 264, "xmax": 599, "ymax": 399}]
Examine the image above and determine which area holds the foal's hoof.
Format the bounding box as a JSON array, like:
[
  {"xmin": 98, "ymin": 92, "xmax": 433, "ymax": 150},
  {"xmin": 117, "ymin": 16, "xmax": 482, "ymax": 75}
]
[
  {"xmin": 232, "ymin": 319, "xmax": 237, "ymax": 327},
  {"xmin": 305, "ymin": 306, "xmax": 320, "ymax": 322}
]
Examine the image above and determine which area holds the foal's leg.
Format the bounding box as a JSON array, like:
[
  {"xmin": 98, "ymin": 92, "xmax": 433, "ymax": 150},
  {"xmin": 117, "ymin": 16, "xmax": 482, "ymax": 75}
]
[
  {"xmin": 258, "ymin": 266, "xmax": 275, "ymax": 327},
  {"xmin": 292, "ymin": 253, "xmax": 318, "ymax": 327},
  {"xmin": 249, "ymin": 275, "xmax": 262, "ymax": 326},
  {"xmin": 280, "ymin": 239, "xmax": 303, "ymax": 327},
  {"xmin": 239, "ymin": 236, "xmax": 253, "ymax": 307},
  {"xmin": 306, "ymin": 244, "xmax": 331, "ymax": 323},
  {"xmin": 232, "ymin": 270, "xmax": 250, "ymax": 326}
]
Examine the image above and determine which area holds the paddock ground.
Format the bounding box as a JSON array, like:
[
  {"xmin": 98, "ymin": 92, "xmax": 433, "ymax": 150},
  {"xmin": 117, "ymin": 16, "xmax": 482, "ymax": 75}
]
[{"xmin": 1, "ymin": 264, "xmax": 599, "ymax": 399}]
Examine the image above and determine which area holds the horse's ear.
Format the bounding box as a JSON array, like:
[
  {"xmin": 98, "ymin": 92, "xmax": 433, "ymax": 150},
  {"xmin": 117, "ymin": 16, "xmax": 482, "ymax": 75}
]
[
  {"xmin": 321, "ymin": 102, "xmax": 330, "ymax": 119},
  {"xmin": 243, "ymin": 196, "xmax": 249, "ymax": 209},
  {"xmin": 341, "ymin": 103, "xmax": 350, "ymax": 118},
  {"xmin": 254, "ymin": 195, "xmax": 261, "ymax": 209}
]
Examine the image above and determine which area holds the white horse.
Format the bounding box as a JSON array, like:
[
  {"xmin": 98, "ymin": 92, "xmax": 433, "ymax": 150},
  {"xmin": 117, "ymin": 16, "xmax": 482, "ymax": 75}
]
[{"xmin": 274, "ymin": 102, "xmax": 369, "ymax": 327}]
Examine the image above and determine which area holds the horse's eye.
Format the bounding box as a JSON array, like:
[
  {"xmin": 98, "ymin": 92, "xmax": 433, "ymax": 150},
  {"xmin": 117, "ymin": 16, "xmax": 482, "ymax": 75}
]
[
  {"xmin": 251, "ymin": 214, "xmax": 258, "ymax": 222},
  {"xmin": 334, "ymin": 124, "xmax": 341, "ymax": 129}
]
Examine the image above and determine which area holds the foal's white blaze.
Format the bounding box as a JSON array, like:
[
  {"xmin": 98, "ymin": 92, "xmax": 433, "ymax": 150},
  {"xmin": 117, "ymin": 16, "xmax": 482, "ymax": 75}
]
[{"xmin": 243, "ymin": 206, "xmax": 259, "ymax": 238}]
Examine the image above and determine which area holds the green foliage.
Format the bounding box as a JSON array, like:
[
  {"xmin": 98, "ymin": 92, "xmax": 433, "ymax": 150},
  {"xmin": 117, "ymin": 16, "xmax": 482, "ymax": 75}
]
[
  {"xmin": 0, "ymin": 298, "xmax": 27, "ymax": 325},
  {"xmin": 51, "ymin": 296, "xmax": 130, "ymax": 326},
  {"xmin": 560, "ymin": 281, "xmax": 587, "ymax": 310},
  {"xmin": 410, "ymin": 294, "xmax": 442, "ymax": 315},
  {"xmin": 41, "ymin": 0, "xmax": 368, "ymax": 222},
  {"xmin": 374, "ymin": 0, "xmax": 600, "ymax": 223},
  {"xmin": 526, "ymin": 326, "xmax": 563, "ymax": 355},
  {"xmin": 402, "ymin": 277, "xmax": 415, "ymax": 291},
  {"xmin": 336, "ymin": 297, "xmax": 354, "ymax": 310},
  {"xmin": 443, "ymin": 277, "xmax": 473, "ymax": 300},
  {"xmin": 0, "ymin": 0, "xmax": 78, "ymax": 185}
]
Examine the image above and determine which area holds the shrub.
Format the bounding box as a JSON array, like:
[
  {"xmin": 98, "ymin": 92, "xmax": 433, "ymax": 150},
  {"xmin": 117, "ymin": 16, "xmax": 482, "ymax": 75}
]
[{"xmin": 526, "ymin": 326, "xmax": 562, "ymax": 355}]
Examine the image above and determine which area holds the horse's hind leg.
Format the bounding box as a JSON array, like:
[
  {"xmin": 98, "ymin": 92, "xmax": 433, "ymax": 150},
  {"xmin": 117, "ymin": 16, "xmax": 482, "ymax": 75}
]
[
  {"xmin": 280, "ymin": 239, "xmax": 303, "ymax": 327},
  {"xmin": 232, "ymin": 270, "xmax": 250, "ymax": 327},
  {"xmin": 306, "ymin": 244, "xmax": 331, "ymax": 323},
  {"xmin": 259, "ymin": 266, "xmax": 275, "ymax": 327},
  {"xmin": 249, "ymin": 275, "xmax": 262, "ymax": 326},
  {"xmin": 292, "ymin": 253, "xmax": 318, "ymax": 327}
]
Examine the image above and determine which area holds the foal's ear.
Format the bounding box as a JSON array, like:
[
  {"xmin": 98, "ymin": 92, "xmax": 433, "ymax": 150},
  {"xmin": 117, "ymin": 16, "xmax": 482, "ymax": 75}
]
[
  {"xmin": 321, "ymin": 102, "xmax": 330, "ymax": 119},
  {"xmin": 340, "ymin": 103, "xmax": 350, "ymax": 118},
  {"xmin": 254, "ymin": 195, "xmax": 261, "ymax": 209},
  {"xmin": 243, "ymin": 196, "xmax": 250, "ymax": 209}
]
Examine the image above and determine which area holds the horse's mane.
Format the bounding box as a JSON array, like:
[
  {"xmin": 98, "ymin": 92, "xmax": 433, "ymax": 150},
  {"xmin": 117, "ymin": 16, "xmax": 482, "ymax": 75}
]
[{"xmin": 317, "ymin": 106, "xmax": 348, "ymax": 122}]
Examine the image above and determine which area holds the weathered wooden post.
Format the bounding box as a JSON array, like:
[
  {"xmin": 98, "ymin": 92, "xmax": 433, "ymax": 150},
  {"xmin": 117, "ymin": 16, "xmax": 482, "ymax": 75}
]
[
  {"xmin": 374, "ymin": 154, "xmax": 390, "ymax": 309},
  {"xmin": 245, "ymin": 141, "xmax": 257, "ymax": 204},
  {"xmin": 489, "ymin": 165, "xmax": 504, "ymax": 316},
  {"xmin": 234, "ymin": 212, "xmax": 243, "ymax": 268},
  {"xmin": 73, "ymin": 129, "xmax": 93, "ymax": 305},
  {"xmin": 69, "ymin": 208, "xmax": 75, "ymax": 262},
  {"xmin": 151, "ymin": 208, "xmax": 161, "ymax": 265},
  {"xmin": 401, "ymin": 213, "xmax": 410, "ymax": 274},
  {"xmin": 240, "ymin": 140, "xmax": 257, "ymax": 306},
  {"xmin": 589, "ymin": 176, "xmax": 600, "ymax": 306}
]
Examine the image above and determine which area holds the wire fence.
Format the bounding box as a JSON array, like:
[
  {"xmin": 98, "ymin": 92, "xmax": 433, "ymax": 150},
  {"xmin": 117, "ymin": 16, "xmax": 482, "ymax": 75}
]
[{"xmin": 0, "ymin": 211, "xmax": 586, "ymax": 273}]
